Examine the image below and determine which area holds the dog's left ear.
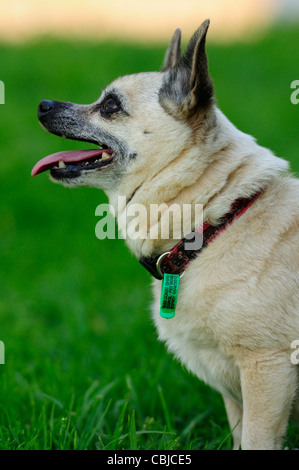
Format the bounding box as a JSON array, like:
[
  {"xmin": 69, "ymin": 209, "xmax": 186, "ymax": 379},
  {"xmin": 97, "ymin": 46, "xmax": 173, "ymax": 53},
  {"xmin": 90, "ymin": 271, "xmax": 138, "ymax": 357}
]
[
  {"xmin": 159, "ymin": 19, "xmax": 214, "ymax": 118},
  {"xmin": 162, "ymin": 28, "xmax": 182, "ymax": 71}
]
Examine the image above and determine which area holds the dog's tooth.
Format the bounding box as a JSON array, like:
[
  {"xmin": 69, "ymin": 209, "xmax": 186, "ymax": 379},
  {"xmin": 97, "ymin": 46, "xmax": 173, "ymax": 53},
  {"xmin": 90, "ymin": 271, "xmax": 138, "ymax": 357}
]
[
  {"xmin": 101, "ymin": 152, "xmax": 110, "ymax": 161},
  {"xmin": 58, "ymin": 160, "xmax": 66, "ymax": 168}
]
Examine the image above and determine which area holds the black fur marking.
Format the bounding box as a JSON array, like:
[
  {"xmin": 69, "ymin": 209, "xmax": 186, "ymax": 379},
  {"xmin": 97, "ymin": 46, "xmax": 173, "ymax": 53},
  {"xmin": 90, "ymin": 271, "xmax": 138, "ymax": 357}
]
[{"xmin": 129, "ymin": 152, "xmax": 137, "ymax": 159}]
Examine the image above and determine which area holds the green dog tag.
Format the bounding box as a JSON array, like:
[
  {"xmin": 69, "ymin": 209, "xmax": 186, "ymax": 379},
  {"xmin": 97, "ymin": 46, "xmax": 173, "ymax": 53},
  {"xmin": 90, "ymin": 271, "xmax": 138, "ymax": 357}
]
[{"xmin": 160, "ymin": 273, "xmax": 180, "ymax": 319}]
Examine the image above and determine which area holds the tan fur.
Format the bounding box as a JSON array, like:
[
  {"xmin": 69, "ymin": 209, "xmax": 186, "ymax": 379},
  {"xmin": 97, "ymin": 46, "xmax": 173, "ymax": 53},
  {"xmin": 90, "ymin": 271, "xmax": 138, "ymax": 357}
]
[
  {"xmin": 39, "ymin": 21, "xmax": 299, "ymax": 449},
  {"xmin": 112, "ymin": 104, "xmax": 299, "ymax": 450},
  {"xmin": 104, "ymin": 104, "xmax": 299, "ymax": 449}
]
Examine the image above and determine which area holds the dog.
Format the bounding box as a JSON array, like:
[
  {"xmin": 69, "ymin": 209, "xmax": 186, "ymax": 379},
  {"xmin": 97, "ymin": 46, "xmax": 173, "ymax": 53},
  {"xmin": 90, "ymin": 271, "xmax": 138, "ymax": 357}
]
[{"xmin": 32, "ymin": 20, "xmax": 299, "ymax": 450}]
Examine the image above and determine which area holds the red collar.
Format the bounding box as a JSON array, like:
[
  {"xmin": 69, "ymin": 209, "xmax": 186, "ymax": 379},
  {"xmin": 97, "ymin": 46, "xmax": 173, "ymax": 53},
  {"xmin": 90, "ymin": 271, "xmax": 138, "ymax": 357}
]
[{"xmin": 139, "ymin": 190, "xmax": 263, "ymax": 280}]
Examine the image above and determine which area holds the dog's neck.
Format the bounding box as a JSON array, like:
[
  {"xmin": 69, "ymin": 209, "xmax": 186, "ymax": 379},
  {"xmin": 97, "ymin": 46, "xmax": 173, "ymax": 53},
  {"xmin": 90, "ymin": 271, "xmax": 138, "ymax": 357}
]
[{"xmin": 108, "ymin": 106, "xmax": 289, "ymax": 259}]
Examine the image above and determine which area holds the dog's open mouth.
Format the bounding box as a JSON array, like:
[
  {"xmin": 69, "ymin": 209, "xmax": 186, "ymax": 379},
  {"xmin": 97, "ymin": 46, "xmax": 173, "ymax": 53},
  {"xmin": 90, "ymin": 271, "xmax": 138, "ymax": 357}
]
[{"xmin": 31, "ymin": 144, "xmax": 115, "ymax": 178}]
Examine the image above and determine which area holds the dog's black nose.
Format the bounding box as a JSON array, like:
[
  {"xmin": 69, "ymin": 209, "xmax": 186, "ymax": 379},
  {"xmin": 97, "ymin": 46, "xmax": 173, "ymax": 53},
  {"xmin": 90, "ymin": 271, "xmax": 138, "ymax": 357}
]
[{"xmin": 38, "ymin": 100, "xmax": 55, "ymax": 118}]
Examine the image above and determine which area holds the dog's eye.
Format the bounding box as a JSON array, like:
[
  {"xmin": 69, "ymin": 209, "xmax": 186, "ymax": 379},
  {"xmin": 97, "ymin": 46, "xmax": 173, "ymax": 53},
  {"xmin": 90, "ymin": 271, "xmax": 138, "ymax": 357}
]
[
  {"xmin": 100, "ymin": 95, "xmax": 121, "ymax": 115},
  {"xmin": 104, "ymin": 98, "xmax": 118, "ymax": 111}
]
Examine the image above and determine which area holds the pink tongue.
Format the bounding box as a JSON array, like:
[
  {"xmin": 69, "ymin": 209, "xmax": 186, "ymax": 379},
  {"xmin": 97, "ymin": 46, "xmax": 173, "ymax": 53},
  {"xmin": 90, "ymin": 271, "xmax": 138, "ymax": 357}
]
[{"xmin": 31, "ymin": 149, "xmax": 110, "ymax": 177}]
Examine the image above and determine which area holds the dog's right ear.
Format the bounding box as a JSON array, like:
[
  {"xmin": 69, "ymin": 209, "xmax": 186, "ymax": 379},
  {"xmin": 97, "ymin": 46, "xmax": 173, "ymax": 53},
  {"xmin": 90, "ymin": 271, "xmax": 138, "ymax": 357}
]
[
  {"xmin": 161, "ymin": 28, "xmax": 182, "ymax": 71},
  {"xmin": 159, "ymin": 20, "xmax": 214, "ymax": 119}
]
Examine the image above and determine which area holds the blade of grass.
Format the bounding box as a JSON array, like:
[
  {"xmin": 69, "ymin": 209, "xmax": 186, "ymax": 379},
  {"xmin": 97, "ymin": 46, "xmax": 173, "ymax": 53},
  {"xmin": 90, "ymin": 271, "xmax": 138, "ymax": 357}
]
[
  {"xmin": 157, "ymin": 384, "xmax": 173, "ymax": 432},
  {"xmin": 108, "ymin": 401, "xmax": 128, "ymax": 450},
  {"xmin": 128, "ymin": 409, "xmax": 138, "ymax": 450}
]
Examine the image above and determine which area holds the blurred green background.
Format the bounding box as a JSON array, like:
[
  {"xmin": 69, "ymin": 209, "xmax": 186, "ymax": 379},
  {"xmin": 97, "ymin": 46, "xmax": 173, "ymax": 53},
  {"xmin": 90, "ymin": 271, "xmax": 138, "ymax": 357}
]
[{"xmin": 0, "ymin": 25, "xmax": 298, "ymax": 449}]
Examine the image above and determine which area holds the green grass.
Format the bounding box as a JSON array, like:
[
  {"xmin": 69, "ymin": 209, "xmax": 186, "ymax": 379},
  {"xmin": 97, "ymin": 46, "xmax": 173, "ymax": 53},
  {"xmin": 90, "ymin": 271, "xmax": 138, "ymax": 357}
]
[{"xmin": 0, "ymin": 25, "xmax": 298, "ymax": 450}]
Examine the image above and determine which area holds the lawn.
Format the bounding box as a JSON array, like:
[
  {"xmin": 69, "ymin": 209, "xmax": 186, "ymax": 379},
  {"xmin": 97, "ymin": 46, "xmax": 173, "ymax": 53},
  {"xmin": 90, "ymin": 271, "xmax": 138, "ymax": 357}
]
[{"xmin": 0, "ymin": 25, "xmax": 298, "ymax": 450}]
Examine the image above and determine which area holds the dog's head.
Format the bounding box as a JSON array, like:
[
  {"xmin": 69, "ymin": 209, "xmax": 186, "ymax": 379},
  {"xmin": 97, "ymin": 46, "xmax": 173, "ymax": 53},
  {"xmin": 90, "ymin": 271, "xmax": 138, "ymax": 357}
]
[{"xmin": 32, "ymin": 20, "xmax": 214, "ymax": 197}]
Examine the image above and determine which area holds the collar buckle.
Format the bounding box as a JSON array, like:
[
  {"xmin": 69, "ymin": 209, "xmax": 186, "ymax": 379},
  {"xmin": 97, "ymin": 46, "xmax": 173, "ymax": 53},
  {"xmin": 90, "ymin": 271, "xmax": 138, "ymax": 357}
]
[{"xmin": 156, "ymin": 251, "xmax": 185, "ymax": 280}]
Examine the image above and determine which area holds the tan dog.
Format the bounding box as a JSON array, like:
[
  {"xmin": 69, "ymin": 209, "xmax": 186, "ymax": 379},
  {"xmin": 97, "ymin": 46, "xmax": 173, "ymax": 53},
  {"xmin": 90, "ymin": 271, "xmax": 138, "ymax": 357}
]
[{"xmin": 32, "ymin": 20, "xmax": 299, "ymax": 450}]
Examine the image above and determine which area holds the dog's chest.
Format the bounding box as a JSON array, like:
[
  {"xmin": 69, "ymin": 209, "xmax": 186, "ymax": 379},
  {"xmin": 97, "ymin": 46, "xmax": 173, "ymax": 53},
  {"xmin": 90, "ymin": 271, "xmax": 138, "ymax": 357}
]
[{"xmin": 151, "ymin": 279, "xmax": 242, "ymax": 403}]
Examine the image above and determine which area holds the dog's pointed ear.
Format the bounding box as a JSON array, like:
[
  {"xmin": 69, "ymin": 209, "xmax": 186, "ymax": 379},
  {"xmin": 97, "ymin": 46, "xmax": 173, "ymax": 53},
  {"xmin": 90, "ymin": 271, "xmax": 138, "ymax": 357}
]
[
  {"xmin": 162, "ymin": 28, "xmax": 182, "ymax": 71},
  {"xmin": 183, "ymin": 19, "xmax": 213, "ymax": 108},
  {"xmin": 159, "ymin": 19, "xmax": 214, "ymax": 118}
]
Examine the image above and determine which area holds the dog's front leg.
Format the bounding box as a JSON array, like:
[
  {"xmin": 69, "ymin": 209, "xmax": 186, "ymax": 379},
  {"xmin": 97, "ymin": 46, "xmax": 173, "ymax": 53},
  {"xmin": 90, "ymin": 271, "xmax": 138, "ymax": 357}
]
[
  {"xmin": 239, "ymin": 351, "xmax": 297, "ymax": 450},
  {"xmin": 222, "ymin": 395, "xmax": 243, "ymax": 450}
]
